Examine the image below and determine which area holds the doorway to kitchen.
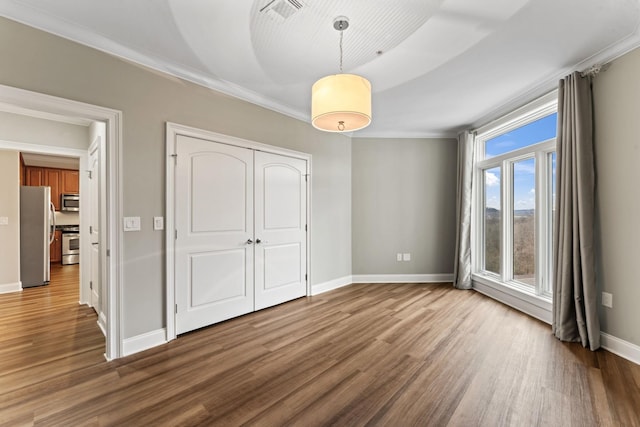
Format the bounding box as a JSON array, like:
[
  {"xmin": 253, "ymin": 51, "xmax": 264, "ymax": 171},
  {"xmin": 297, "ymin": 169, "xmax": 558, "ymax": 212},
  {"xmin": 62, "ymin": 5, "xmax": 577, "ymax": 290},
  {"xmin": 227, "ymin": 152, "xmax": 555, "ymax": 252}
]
[{"xmin": 0, "ymin": 83, "xmax": 122, "ymax": 360}]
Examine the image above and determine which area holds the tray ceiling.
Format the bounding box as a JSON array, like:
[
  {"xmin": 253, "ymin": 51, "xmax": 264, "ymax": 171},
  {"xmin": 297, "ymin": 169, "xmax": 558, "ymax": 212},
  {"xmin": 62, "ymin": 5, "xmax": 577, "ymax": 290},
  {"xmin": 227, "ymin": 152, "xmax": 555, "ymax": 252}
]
[{"xmin": 1, "ymin": 0, "xmax": 639, "ymax": 137}]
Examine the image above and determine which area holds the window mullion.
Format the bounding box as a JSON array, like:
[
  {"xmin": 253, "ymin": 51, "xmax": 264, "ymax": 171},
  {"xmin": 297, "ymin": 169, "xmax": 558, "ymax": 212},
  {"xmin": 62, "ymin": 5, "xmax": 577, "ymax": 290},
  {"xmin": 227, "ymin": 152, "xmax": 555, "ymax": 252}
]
[
  {"xmin": 502, "ymin": 160, "xmax": 513, "ymax": 282},
  {"xmin": 545, "ymin": 150, "xmax": 556, "ymax": 297},
  {"xmin": 471, "ymin": 166, "xmax": 482, "ymax": 274},
  {"xmin": 535, "ymin": 150, "xmax": 546, "ymax": 296}
]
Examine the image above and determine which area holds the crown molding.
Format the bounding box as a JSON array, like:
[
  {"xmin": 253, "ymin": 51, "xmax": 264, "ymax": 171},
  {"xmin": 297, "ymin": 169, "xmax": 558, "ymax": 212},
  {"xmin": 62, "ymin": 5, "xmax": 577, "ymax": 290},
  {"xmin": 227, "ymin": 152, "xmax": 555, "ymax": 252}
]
[{"xmin": 353, "ymin": 129, "xmax": 458, "ymax": 139}]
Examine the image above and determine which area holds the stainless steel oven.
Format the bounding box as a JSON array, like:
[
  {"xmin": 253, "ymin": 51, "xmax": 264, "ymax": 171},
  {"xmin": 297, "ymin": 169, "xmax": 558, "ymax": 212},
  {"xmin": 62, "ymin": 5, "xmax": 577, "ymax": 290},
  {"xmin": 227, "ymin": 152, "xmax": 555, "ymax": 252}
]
[
  {"xmin": 61, "ymin": 226, "xmax": 80, "ymax": 265},
  {"xmin": 61, "ymin": 193, "xmax": 80, "ymax": 212}
]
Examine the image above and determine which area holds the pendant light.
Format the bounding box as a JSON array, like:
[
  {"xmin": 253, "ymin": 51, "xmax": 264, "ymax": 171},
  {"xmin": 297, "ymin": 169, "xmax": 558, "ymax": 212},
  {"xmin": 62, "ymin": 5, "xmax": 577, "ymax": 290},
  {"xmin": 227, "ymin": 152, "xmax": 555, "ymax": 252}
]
[{"xmin": 312, "ymin": 17, "xmax": 371, "ymax": 132}]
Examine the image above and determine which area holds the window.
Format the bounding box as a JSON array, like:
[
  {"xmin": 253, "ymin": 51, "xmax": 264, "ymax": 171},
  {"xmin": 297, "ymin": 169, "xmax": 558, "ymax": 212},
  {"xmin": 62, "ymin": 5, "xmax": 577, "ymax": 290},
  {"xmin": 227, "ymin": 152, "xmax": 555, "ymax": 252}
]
[{"xmin": 473, "ymin": 93, "xmax": 557, "ymax": 301}]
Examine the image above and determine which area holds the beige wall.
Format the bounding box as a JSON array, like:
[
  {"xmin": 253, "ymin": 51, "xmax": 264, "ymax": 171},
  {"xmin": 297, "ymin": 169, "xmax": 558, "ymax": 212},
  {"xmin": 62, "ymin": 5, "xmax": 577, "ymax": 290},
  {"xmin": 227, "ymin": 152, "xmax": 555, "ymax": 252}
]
[
  {"xmin": 352, "ymin": 137, "xmax": 457, "ymax": 275},
  {"xmin": 0, "ymin": 17, "xmax": 351, "ymax": 338},
  {"xmin": 0, "ymin": 110, "xmax": 89, "ymax": 149},
  {"xmin": 593, "ymin": 46, "xmax": 640, "ymax": 347},
  {"xmin": 0, "ymin": 150, "xmax": 20, "ymax": 288}
]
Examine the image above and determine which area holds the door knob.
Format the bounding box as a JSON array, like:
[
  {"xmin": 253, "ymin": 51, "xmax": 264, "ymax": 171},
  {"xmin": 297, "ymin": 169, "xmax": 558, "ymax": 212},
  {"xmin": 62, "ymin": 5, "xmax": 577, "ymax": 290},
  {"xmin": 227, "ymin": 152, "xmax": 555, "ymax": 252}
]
[
  {"xmin": 256, "ymin": 239, "xmax": 261, "ymax": 244},
  {"xmin": 246, "ymin": 239, "xmax": 253, "ymax": 244}
]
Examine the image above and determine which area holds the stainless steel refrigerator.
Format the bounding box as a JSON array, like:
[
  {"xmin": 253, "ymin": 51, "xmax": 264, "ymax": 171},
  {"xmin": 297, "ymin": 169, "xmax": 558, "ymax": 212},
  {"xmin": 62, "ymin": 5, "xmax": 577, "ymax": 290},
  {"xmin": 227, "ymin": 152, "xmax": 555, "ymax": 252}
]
[{"xmin": 20, "ymin": 186, "xmax": 56, "ymax": 287}]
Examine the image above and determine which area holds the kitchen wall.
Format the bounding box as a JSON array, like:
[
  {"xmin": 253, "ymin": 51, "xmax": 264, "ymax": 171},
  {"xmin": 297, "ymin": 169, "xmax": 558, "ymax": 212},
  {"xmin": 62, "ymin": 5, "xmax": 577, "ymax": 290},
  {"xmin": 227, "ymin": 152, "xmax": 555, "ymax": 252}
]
[
  {"xmin": 55, "ymin": 211, "xmax": 79, "ymax": 226},
  {"xmin": 0, "ymin": 110, "xmax": 89, "ymax": 149},
  {"xmin": 0, "ymin": 150, "xmax": 20, "ymax": 292},
  {"xmin": 592, "ymin": 46, "xmax": 640, "ymax": 348},
  {"xmin": 352, "ymin": 137, "xmax": 458, "ymax": 275},
  {"xmin": 0, "ymin": 16, "xmax": 352, "ymax": 339}
]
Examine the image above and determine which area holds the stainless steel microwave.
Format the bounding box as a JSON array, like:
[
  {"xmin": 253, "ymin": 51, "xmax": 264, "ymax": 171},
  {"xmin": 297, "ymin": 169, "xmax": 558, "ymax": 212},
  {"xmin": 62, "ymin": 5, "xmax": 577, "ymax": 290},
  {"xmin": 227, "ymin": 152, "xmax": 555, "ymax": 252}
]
[{"xmin": 61, "ymin": 193, "xmax": 80, "ymax": 211}]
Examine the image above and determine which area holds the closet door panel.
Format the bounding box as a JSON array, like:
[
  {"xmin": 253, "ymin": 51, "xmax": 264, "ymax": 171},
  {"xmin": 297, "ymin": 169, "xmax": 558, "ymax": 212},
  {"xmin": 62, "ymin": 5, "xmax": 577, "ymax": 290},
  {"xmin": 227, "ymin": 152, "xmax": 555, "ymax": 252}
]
[
  {"xmin": 175, "ymin": 135, "xmax": 254, "ymax": 334},
  {"xmin": 262, "ymin": 243, "xmax": 302, "ymax": 289},
  {"xmin": 254, "ymin": 151, "xmax": 307, "ymax": 310}
]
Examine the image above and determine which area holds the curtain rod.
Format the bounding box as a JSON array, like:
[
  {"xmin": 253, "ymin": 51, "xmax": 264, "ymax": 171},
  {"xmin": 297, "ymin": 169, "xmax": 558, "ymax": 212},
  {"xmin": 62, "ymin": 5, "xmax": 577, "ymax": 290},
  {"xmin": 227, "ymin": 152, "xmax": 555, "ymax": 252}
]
[{"xmin": 581, "ymin": 63, "xmax": 610, "ymax": 78}]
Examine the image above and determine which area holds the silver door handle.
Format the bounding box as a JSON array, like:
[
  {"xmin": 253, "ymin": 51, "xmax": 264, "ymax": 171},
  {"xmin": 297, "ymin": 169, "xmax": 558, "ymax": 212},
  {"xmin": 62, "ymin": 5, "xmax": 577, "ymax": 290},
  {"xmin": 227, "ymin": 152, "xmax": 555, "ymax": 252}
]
[
  {"xmin": 246, "ymin": 239, "xmax": 253, "ymax": 245},
  {"xmin": 256, "ymin": 239, "xmax": 268, "ymax": 244},
  {"xmin": 49, "ymin": 202, "xmax": 56, "ymax": 244}
]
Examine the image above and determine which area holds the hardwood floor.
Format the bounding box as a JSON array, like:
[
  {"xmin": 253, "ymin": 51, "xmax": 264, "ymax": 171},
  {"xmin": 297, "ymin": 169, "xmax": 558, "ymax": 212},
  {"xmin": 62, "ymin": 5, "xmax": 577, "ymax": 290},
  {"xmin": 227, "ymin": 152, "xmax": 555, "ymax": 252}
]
[{"xmin": 1, "ymin": 270, "xmax": 639, "ymax": 426}]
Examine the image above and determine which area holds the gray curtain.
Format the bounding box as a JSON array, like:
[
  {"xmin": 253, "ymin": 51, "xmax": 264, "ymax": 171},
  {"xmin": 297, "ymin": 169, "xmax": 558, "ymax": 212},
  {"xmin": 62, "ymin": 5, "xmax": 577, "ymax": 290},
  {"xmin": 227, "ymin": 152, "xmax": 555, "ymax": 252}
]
[
  {"xmin": 552, "ymin": 71, "xmax": 600, "ymax": 350},
  {"xmin": 453, "ymin": 131, "xmax": 474, "ymax": 290}
]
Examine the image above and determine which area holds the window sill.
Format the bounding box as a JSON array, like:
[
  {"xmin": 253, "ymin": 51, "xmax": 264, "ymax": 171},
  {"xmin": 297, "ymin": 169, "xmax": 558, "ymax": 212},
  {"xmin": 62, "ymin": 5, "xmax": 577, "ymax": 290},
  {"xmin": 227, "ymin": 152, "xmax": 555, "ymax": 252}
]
[{"xmin": 471, "ymin": 273, "xmax": 552, "ymax": 324}]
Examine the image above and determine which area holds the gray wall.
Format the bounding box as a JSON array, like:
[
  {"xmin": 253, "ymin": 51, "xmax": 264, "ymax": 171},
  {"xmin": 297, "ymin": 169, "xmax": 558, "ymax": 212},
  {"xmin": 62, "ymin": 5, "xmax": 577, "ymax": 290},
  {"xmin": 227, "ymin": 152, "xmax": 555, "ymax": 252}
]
[
  {"xmin": 0, "ymin": 150, "xmax": 20, "ymax": 287},
  {"xmin": 0, "ymin": 17, "xmax": 352, "ymax": 338},
  {"xmin": 352, "ymin": 137, "xmax": 457, "ymax": 275},
  {"xmin": 593, "ymin": 46, "xmax": 640, "ymax": 347},
  {"xmin": 6, "ymin": 13, "xmax": 636, "ymax": 351},
  {"xmin": 0, "ymin": 110, "xmax": 89, "ymax": 149}
]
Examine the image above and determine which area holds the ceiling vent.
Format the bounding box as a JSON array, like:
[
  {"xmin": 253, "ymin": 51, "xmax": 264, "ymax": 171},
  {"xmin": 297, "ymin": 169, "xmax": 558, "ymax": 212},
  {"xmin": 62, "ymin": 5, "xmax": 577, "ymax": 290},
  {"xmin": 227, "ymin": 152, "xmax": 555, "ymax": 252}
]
[{"xmin": 260, "ymin": 0, "xmax": 304, "ymax": 22}]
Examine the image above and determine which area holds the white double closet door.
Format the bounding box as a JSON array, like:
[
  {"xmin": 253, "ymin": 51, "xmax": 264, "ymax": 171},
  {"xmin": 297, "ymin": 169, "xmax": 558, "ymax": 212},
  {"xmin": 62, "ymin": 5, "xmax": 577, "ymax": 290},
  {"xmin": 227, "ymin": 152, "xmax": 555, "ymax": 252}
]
[{"xmin": 175, "ymin": 135, "xmax": 307, "ymax": 335}]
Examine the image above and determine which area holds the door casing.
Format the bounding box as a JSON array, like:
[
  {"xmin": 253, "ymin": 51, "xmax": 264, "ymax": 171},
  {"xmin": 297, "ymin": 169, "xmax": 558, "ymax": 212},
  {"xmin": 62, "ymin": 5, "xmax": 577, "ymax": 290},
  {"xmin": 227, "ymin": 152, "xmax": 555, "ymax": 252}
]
[{"xmin": 0, "ymin": 83, "xmax": 123, "ymax": 360}]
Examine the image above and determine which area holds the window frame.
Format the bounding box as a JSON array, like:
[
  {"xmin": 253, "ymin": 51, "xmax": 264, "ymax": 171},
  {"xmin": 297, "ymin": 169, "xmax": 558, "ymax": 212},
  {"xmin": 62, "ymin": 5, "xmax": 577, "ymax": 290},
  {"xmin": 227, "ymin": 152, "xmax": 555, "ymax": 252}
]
[{"xmin": 471, "ymin": 92, "xmax": 557, "ymax": 308}]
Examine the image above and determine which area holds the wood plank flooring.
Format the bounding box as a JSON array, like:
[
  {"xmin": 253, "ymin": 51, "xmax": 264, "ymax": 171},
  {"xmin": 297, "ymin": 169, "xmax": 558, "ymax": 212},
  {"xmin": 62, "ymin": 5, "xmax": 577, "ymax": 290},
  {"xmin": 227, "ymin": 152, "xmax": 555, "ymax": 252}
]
[{"xmin": 1, "ymin": 266, "xmax": 639, "ymax": 426}]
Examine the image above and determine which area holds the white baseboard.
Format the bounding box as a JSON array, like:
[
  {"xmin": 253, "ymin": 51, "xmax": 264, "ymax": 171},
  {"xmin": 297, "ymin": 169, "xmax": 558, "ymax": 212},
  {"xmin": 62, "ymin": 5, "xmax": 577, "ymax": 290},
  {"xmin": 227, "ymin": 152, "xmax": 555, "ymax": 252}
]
[
  {"xmin": 601, "ymin": 332, "xmax": 640, "ymax": 366},
  {"xmin": 311, "ymin": 274, "xmax": 454, "ymax": 295},
  {"xmin": 97, "ymin": 312, "xmax": 107, "ymax": 337},
  {"xmin": 351, "ymin": 274, "xmax": 454, "ymax": 284},
  {"xmin": 311, "ymin": 275, "xmax": 353, "ymax": 295},
  {"xmin": 122, "ymin": 328, "xmax": 167, "ymax": 357},
  {"xmin": 472, "ymin": 279, "xmax": 639, "ymax": 366},
  {"xmin": 0, "ymin": 281, "xmax": 22, "ymax": 294}
]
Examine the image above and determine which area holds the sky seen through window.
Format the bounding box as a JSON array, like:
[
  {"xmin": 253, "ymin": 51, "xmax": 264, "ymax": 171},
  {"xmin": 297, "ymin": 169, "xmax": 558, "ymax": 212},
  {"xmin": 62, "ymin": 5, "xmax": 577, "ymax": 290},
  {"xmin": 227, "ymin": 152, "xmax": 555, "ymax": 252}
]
[{"xmin": 484, "ymin": 113, "xmax": 557, "ymax": 210}]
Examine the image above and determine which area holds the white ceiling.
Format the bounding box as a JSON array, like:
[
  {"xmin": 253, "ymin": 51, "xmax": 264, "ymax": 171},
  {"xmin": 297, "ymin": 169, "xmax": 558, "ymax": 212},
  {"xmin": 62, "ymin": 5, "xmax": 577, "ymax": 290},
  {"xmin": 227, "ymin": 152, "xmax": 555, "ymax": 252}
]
[
  {"xmin": 22, "ymin": 152, "xmax": 79, "ymax": 169},
  {"xmin": 2, "ymin": 0, "xmax": 640, "ymax": 137}
]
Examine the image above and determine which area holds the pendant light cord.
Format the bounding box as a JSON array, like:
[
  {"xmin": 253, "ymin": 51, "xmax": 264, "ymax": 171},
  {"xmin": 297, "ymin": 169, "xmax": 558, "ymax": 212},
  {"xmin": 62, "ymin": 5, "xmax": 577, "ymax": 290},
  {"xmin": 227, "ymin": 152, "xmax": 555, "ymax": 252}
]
[{"xmin": 339, "ymin": 29, "xmax": 343, "ymax": 73}]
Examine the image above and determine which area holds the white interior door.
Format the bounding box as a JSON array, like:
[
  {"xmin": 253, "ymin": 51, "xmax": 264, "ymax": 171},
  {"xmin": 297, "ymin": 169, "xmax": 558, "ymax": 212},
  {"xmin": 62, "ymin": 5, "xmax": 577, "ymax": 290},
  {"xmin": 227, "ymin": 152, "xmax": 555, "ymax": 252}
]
[
  {"xmin": 88, "ymin": 138, "xmax": 101, "ymax": 314},
  {"xmin": 254, "ymin": 151, "xmax": 307, "ymax": 310},
  {"xmin": 175, "ymin": 135, "xmax": 254, "ymax": 335}
]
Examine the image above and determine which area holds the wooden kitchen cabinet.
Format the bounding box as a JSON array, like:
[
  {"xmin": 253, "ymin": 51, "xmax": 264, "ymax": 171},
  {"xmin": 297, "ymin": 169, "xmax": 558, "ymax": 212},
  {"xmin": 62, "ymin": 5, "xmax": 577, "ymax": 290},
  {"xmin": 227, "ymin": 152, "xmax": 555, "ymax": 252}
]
[
  {"xmin": 24, "ymin": 166, "xmax": 79, "ymax": 211},
  {"xmin": 46, "ymin": 169, "xmax": 62, "ymax": 210},
  {"xmin": 62, "ymin": 170, "xmax": 79, "ymax": 193},
  {"xmin": 50, "ymin": 230, "xmax": 62, "ymax": 263},
  {"xmin": 25, "ymin": 166, "xmax": 44, "ymax": 186}
]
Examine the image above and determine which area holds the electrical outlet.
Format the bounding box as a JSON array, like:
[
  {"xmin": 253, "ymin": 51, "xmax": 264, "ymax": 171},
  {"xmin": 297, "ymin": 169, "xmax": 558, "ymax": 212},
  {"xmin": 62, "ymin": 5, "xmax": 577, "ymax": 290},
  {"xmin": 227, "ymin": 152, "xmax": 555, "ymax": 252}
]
[
  {"xmin": 0, "ymin": 216, "xmax": 8, "ymax": 226},
  {"xmin": 602, "ymin": 292, "xmax": 613, "ymax": 308},
  {"xmin": 403, "ymin": 253, "xmax": 411, "ymax": 261},
  {"xmin": 396, "ymin": 253, "xmax": 402, "ymax": 262}
]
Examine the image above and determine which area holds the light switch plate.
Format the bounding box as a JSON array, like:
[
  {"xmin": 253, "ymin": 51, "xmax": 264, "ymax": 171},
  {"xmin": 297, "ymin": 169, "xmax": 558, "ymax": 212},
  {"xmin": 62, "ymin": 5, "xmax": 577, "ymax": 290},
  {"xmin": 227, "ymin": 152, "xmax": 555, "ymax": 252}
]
[
  {"xmin": 396, "ymin": 253, "xmax": 402, "ymax": 262},
  {"xmin": 403, "ymin": 253, "xmax": 411, "ymax": 261},
  {"xmin": 123, "ymin": 216, "xmax": 141, "ymax": 232},
  {"xmin": 0, "ymin": 216, "xmax": 8, "ymax": 226},
  {"xmin": 153, "ymin": 216, "xmax": 164, "ymax": 231}
]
